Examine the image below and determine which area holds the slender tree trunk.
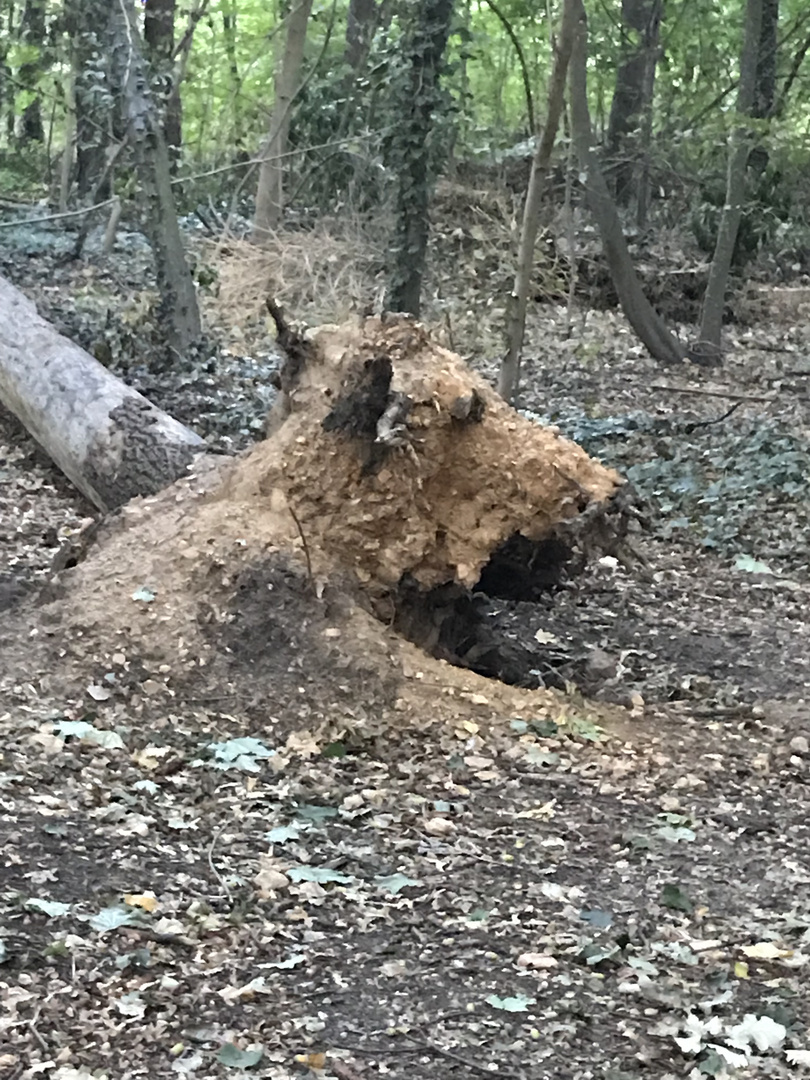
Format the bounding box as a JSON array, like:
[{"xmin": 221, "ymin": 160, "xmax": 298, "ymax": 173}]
[
  {"xmin": 71, "ymin": 0, "xmax": 115, "ymax": 200},
  {"xmin": 58, "ymin": 54, "xmax": 77, "ymax": 211},
  {"xmin": 17, "ymin": 0, "xmax": 46, "ymax": 143},
  {"xmin": 252, "ymin": 0, "xmax": 314, "ymax": 241},
  {"xmin": 345, "ymin": 0, "xmax": 380, "ymax": 68},
  {"xmin": 753, "ymin": 0, "xmax": 778, "ymax": 118},
  {"xmin": 111, "ymin": 0, "xmax": 201, "ymax": 354},
  {"xmin": 698, "ymin": 0, "xmax": 763, "ymax": 358},
  {"xmin": 748, "ymin": 0, "xmax": 777, "ymax": 174},
  {"xmin": 221, "ymin": 0, "xmax": 242, "ymax": 149},
  {"xmin": 144, "ymin": 0, "xmax": 181, "ymax": 166},
  {"xmin": 606, "ymin": 0, "xmax": 662, "ymax": 207},
  {"xmin": 569, "ymin": 0, "xmax": 684, "ymax": 366},
  {"xmin": 634, "ymin": 16, "xmax": 659, "ymax": 228},
  {"xmin": 385, "ymin": 0, "xmax": 455, "ymax": 317},
  {"xmin": 0, "ymin": 0, "xmax": 13, "ymax": 143},
  {"xmin": 498, "ymin": 0, "xmax": 577, "ymax": 403}
]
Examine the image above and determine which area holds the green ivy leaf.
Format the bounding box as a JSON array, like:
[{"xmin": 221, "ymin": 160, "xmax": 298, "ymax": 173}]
[
  {"xmin": 661, "ymin": 883, "xmax": 693, "ymax": 912},
  {"xmin": 217, "ymin": 1043, "xmax": 264, "ymax": 1068},
  {"xmin": 486, "ymin": 993, "xmax": 536, "ymax": 1012},
  {"xmin": 287, "ymin": 866, "xmax": 354, "ymax": 885}
]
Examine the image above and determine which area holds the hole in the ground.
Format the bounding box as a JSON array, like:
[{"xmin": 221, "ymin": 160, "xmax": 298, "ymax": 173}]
[{"xmin": 391, "ymin": 532, "xmax": 582, "ymax": 691}]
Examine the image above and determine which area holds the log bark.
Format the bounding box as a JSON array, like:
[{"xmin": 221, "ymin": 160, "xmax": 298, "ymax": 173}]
[{"xmin": 0, "ymin": 276, "xmax": 206, "ymax": 512}]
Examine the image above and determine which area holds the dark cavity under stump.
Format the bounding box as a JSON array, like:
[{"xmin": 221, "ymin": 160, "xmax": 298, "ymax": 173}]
[{"xmin": 391, "ymin": 533, "xmax": 580, "ymax": 691}]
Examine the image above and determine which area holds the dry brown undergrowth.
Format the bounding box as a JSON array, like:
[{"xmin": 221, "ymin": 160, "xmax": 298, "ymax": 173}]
[{"xmin": 204, "ymin": 214, "xmax": 390, "ymax": 334}]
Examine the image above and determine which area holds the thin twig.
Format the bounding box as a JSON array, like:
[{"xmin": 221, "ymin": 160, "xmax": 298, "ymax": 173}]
[
  {"xmin": 403, "ymin": 1033, "xmax": 524, "ymax": 1078},
  {"xmin": 333, "ymin": 1043, "xmax": 425, "ymax": 1056},
  {"xmin": 28, "ymin": 1006, "xmax": 48, "ymax": 1053},
  {"xmin": 684, "ymin": 401, "xmax": 743, "ymax": 430},
  {"xmin": 482, "ymin": 0, "xmax": 535, "ymax": 131},
  {"xmin": 287, "ymin": 502, "xmax": 314, "ymax": 592},
  {"xmin": 207, "ymin": 825, "xmax": 232, "ymax": 904},
  {"xmin": 0, "ymin": 199, "xmax": 117, "ymax": 230},
  {"xmin": 650, "ymin": 384, "xmax": 776, "ymax": 403}
]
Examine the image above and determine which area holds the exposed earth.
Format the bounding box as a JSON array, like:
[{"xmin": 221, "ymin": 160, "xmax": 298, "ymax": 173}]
[{"xmin": 1, "ymin": 214, "xmax": 810, "ymax": 1080}]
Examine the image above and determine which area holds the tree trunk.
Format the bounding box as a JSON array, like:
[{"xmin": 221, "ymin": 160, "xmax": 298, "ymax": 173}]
[
  {"xmin": 144, "ymin": 0, "xmax": 182, "ymax": 166},
  {"xmin": 0, "ymin": 1, "xmax": 13, "ymax": 145},
  {"xmin": 606, "ymin": 0, "xmax": 662, "ymax": 207},
  {"xmin": 71, "ymin": 0, "xmax": 114, "ymax": 200},
  {"xmin": 0, "ymin": 276, "xmax": 205, "ymax": 513},
  {"xmin": 698, "ymin": 0, "xmax": 763, "ymax": 359},
  {"xmin": 110, "ymin": 0, "xmax": 201, "ymax": 354},
  {"xmin": 753, "ymin": 0, "xmax": 778, "ymax": 118},
  {"xmin": 17, "ymin": 0, "xmax": 46, "ymax": 144},
  {"xmin": 252, "ymin": 0, "xmax": 314, "ymax": 241},
  {"xmin": 221, "ymin": 0, "xmax": 242, "ymax": 149},
  {"xmin": 499, "ymin": 0, "xmax": 577, "ymax": 404},
  {"xmin": 385, "ymin": 0, "xmax": 455, "ymax": 317},
  {"xmin": 748, "ymin": 0, "xmax": 777, "ymax": 174},
  {"xmin": 345, "ymin": 0, "xmax": 380, "ymax": 68},
  {"xmin": 569, "ymin": 0, "xmax": 684, "ymax": 366}
]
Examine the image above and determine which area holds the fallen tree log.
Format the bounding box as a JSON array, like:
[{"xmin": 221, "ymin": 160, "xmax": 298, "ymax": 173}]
[{"xmin": 0, "ymin": 274, "xmax": 205, "ymax": 512}]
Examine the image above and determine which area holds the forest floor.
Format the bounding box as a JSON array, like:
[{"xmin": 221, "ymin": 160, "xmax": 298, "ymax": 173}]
[{"xmin": 1, "ymin": 201, "xmax": 810, "ymax": 1080}]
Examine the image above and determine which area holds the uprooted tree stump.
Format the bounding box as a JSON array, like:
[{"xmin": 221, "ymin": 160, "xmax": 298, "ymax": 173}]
[{"xmin": 1, "ymin": 310, "xmax": 627, "ymax": 733}]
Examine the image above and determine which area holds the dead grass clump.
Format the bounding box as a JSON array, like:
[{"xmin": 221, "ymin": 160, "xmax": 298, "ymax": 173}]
[{"xmin": 205, "ymin": 215, "xmax": 389, "ymax": 332}]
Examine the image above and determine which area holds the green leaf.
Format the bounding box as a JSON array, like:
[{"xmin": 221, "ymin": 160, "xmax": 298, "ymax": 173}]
[
  {"xmin": 528, "ymin": 718, "xmax": 559, "ymax": 737},
  {"xmin": 25, "ymin": 898, "xmax": 72, "ymax": 917},
  {"xmin": 467, "ymin": 907, "xmax": 491, "ymax": 923},
  {"xmin": 133, "ymin": 779, "xmax": 159, "ymax": 795},
  {"xmin": 580, "ymin": 942, "xmax": 621, "ymax": 965},
  {"xmin": 661, "ymin": 883, "xmax": 693, "ymax": 912},
  {"xmin": 217, "ymin": 1043, "xmax": 264, "ymax": 1068},
  {"xmin": 54, "ymin": 720, "xmax": 125, "ymax": 750},
  {"xmin": 734, "ymin": 554, "xmax": 774, "ymax": 574},
  {"xmin": 87, "ymin": 905, "xmax": 140, "ymax": 933},
  {"xmin": 568, "ymin": 716, "xmax": 604, "ymax": 742},
  {"xmin": 115, "ymin": 948, "xmax": 151, "ymax": 970},
  {"xmin": 287, "ymin": 866, "xmax": 354, "ymax": 885},
  {"xmin": 698, "ymin": 1049, "xmax": 726, "ymax": 1076},
  {"xmin": 265, "ymin": 824, "xmax": 302, "ymax": 844},
  {"xmin": 580, "ymin": 908, "xmax": 613, "ymax": 928},
  {"xmin": 486, "ymin": 993, "xmax": 536, "ymax": 1012},
  {"xmin": 322, "ymin": 741, "xmax": 347, "ymax": 758},
  {"xmin": 375, "ymin": 873, "xmax": 420, "ymax": 894},
  {"xmin": 657, "ymin": 825, "xmax": 696, "ymax": 843},
  {"xmin": 525, "ymin": 746, "xmax": 560, "ymax": 766},
  {"xmin": 131, "ymin": 586, "xmax": 156, "ymax": 602},
  {"xmin": 207, "ymin": 737, "xmax": 275, "ymax": 772}
]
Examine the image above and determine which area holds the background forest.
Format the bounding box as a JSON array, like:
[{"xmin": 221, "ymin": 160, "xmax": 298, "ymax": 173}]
[{"xmin": 3, "ymin": 0, "xmax": 810, "ymax": 344}]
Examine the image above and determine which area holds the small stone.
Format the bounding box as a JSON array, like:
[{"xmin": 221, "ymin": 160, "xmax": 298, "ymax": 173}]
[{"xmin": 789, "ymin": 735, "xmax": 809, "ymax": 754}]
